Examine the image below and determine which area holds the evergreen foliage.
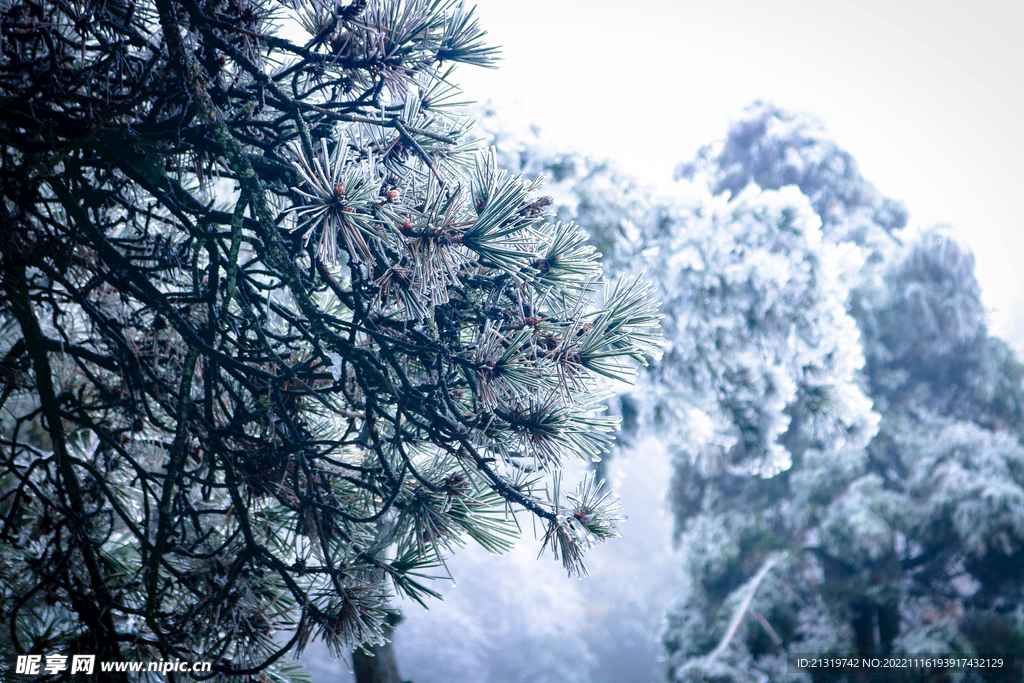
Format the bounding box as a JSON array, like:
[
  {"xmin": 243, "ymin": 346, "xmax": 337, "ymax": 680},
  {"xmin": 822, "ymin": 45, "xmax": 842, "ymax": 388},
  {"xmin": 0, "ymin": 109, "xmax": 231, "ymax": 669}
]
[{"xmin": 0, "ymin": 2, "xmax": 659, "ymax": 680}]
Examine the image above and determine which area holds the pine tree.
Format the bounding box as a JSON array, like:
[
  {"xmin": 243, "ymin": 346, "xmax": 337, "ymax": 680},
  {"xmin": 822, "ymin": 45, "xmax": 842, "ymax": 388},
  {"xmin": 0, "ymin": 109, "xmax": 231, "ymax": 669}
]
[{"xmin": 0, "ymin": 2, "xmax": 660, "ymax": 680}]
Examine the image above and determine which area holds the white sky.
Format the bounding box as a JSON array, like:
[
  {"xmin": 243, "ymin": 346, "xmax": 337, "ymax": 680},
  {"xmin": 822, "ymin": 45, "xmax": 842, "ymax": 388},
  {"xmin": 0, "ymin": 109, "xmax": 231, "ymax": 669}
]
[{"xmin": 453, "ymin": 0, "xmax": 1024, "ymax": 349}]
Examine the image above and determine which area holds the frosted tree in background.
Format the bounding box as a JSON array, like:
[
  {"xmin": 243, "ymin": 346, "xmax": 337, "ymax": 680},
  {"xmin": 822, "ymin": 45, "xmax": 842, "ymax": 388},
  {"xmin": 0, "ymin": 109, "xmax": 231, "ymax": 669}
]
[
  {"xmin": 855, "ymin": 229, "xmax": 1024, "ymax": 430},
  {"xmin": 647, "ymin": 185, "xmax": 878, "ymax": 479},
  {"xmin": 663, "ymin": 105, "xmax": 1024, "ymax": 683},
  {"xmin": 677, "ymin": 101, "xmax": 907, "ymax": 260}
]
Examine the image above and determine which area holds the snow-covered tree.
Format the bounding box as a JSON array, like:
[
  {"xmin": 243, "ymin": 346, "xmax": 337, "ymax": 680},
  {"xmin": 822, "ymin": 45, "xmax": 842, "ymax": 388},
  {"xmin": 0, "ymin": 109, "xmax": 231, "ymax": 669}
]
[
  {"xmin": 854, "ymin": 228, "xmax": 1024, "ymax": 430},
  {"xmin": 648, "ymin": 184, "xmax": 878, "ymax": 480},
  {"xmin": 0, "ymin": 3, "xmax": 660, "ymax": 681},
  {"xmin": 663, "ymin": 106, "xmax": 1024, "ymax": 683},
  {"xmin": 677, "ymin": 101, "xmax": 906, "ymax": 260}
]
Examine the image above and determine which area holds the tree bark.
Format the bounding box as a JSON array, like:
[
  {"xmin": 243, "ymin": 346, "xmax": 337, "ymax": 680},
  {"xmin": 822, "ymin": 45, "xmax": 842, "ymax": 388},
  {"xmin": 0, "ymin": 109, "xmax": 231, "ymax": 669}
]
[{"xmin": 353, "ymin": 613, "xmax": 406, "ymax": 683}]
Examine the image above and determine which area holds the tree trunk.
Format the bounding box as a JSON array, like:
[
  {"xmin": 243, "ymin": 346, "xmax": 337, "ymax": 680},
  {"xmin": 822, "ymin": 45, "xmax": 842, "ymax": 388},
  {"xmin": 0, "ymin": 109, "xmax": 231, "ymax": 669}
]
[{"xmin": 353, "ymin": 613, "xmax": 406, "ymax": 683}]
